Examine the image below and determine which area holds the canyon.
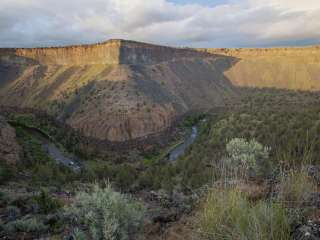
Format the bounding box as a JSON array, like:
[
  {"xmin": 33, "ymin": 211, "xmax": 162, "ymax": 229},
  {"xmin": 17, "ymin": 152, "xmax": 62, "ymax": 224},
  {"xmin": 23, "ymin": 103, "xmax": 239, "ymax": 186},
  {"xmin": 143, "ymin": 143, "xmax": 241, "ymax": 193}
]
[{"xmin": 0, "ymin": 40, "xmax": 320, "ymax": 142}]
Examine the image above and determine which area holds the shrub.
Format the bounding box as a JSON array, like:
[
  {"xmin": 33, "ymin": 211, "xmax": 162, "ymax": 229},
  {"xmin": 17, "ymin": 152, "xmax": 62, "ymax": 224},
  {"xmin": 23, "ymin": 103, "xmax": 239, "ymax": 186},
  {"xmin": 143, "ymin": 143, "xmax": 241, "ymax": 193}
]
[
  {"xmin": 83, "ymin": 160, "xmax": 115, "ymax": 181},
  {"xmin": 199, "ymin": 188, "xmax": 291, "ymax": 240},
  {"xmin": 137, "ymin": 170, "xmax": 154, "ymax": 189},
  {"xmin": 0, "ymin": 191, "xmax": 10, "ymax": 205},
  {"xmin": 32, "ymin": 163, "xmax": 55, "ymax": 182},
  {"xmin": 278, "ymin": 168, "xmax": 317, "ymax": 207},
  {"xmin": 3, "ymin": 217, "xmax": 48, "ymax": 234},
  {"xmin": 65, "ymin": 184, "xmax": 145, "ymax": 240},
  {"xmin": 17, "ymin": 131, "xmax": 51, "ymax": 166},
  {"xmin": 71, "ymin": 228, "xmax": 88, "ymax": 240},
  {"xmin": 31, "ymin": 162, "xmax": 77, "ymax": 184},
  {"xmin": 115, "ymin": 164, "xmax": 137, "ymax": 189},
  {"xmin": 5, "ymin": 206, "xmax": 21, "ymax": 221},
  {"xmin": 226, "ymin": 138, "xmax": 271, "ymax": 179},
  {"xmin": 0, "ymin": 163, "xmax": 15, "ymax": 183},
  {"xmin": 33, "ymin": 189, "xmax": 63, "ymax": 214}
]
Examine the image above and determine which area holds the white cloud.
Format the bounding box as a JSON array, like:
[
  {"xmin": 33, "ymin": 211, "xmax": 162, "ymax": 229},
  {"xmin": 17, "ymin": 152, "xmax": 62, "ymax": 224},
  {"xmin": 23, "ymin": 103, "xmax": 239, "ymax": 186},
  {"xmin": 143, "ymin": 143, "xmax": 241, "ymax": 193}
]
[
  {"xmin": 0, "ymin": 0, "xmax": 319, "ymax": 47},
  {"xmin": 252, "ymin": 0, "xmax": 320, "ymax": 12}
]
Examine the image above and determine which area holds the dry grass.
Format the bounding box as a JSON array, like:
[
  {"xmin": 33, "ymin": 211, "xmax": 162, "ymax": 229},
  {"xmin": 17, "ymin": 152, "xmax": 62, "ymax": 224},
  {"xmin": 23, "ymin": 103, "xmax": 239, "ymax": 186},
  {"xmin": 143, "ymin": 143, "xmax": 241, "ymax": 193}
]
[
  {"xmin": 199, "ymin": 187, "xmax": 291, "ymax": 240},
  {"xmin": 277, "ymin": 167, "xmax": 318, "ymax": 207}
]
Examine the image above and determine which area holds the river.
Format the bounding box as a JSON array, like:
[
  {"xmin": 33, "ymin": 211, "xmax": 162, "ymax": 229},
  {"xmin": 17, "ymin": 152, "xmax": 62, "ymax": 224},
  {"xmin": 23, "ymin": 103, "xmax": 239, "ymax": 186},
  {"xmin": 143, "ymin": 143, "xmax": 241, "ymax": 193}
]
[
  {"xmin": 168, "ymin": 126, "xmax": 198, "ymax": 161},
  {"xmin": 11, "ymin": 123, "xmax": 81, "ymax": 172},
  {"xmin": 13, "ymin": 121, "xmax": 199, "ymax": 168},
  {"xmin": 45, "ymin": 143, "xmax": 81, "ymax": 172}
]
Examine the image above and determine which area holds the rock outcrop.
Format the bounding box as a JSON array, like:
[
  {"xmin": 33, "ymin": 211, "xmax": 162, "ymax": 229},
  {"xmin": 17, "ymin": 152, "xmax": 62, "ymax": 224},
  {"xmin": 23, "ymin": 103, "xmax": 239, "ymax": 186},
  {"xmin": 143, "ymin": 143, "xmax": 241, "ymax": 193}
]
[
  {"xmin": 0, "ymin": 116, "xmax": 21, "ymax": 164},
  {"xmin": 0, "ymin": 39, "xmax": 212, "ymax": 66}
]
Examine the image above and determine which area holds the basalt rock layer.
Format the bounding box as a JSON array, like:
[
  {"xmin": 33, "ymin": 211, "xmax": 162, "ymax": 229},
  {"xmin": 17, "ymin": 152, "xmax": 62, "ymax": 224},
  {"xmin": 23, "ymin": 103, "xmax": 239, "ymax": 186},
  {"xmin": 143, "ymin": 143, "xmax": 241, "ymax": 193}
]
[
  {"xmin": 0, "ymin": 39, "xmax": 211, "ymax": 65},
  {"xmin": 1, "ymin": 40, "xmax": 320, "ymax": 142}
]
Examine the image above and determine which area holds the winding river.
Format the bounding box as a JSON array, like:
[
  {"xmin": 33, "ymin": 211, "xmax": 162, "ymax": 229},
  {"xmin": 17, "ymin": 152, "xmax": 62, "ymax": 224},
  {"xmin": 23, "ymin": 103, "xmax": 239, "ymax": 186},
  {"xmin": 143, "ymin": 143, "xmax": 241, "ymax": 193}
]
[
  {"xmin": 168, "ymin": 126, "xmax": 198, "ymax": 161},
  {"xmin": 12, "ymin": 121, "xmax": 200, "ymax": 168}
]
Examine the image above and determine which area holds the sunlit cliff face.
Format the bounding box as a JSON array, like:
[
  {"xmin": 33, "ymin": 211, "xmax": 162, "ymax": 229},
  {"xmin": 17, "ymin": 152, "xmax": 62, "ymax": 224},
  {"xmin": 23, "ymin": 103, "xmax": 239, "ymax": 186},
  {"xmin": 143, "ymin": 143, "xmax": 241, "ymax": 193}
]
[{"xmin": 198, "ymin": 46, "xmax": 320, "ymax": 90}]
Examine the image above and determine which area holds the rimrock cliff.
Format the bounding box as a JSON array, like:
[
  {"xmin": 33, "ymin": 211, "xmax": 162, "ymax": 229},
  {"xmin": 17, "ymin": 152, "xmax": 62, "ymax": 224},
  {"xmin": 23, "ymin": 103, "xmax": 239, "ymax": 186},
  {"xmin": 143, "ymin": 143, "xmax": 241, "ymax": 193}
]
[{"xmin": 0, "ymin": 39, "xmax": 211, "ymax": 65}]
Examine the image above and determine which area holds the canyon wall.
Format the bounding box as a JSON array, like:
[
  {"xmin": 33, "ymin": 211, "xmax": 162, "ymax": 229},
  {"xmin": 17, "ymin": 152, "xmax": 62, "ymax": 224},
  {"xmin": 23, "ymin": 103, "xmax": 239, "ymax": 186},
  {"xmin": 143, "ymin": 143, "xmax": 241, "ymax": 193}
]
[
  {"xmin": 1, "ymin": 40, "xmax": 320, "ymax": 142},
  {"xmin": 0, "ymin": 40, "xmax": 233, "ymax": 142},
  {"xmin": 199, "ymin": 46, "xmax": 320, "ymax": 91}
]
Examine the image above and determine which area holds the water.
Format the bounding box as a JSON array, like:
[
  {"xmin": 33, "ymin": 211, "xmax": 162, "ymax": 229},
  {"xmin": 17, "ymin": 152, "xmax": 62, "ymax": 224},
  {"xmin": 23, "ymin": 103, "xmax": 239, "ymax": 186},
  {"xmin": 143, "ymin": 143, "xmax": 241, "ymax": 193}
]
[
  {"xmin": 168, "ymin": 126, "xmax": 198, "ymax": 161},
  {"xmin": 13, "ymin": 123, "xmax": 81, "ymax": 171},
  {"xmin": 45, "ymin": 143, "xmax": 81, "ymax": 172}
]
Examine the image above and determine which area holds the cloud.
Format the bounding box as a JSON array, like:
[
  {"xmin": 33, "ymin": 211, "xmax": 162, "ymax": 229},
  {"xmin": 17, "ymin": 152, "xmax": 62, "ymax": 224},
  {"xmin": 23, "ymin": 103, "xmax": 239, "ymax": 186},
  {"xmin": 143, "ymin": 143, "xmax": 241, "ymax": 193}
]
[{"xmin": 0, "ymin": 0, "xmax": 319, "ymax": 47}]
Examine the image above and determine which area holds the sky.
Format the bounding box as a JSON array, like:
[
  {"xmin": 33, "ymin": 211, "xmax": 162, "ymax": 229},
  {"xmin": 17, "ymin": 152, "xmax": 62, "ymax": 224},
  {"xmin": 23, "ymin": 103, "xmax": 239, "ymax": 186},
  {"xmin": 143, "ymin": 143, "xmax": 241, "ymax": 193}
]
[{"xmin": 1, "ymin": 0, "xmax": 320, "ymax": 48}]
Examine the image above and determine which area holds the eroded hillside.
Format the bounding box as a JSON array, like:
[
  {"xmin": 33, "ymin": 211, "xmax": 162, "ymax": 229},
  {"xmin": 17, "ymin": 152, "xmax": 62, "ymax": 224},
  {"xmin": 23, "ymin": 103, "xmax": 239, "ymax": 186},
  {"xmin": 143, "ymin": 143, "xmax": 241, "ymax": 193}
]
[
  {"xmin": 0, "ymin": 40, "xmax": 237, "ymax": 142},
  {"xmin": 200, "ymin": 46, "xmax": 320, "ymax": 90},
  {"xmin": 1, "ymin": 40, "xmax": 320, "ymax": 142}
]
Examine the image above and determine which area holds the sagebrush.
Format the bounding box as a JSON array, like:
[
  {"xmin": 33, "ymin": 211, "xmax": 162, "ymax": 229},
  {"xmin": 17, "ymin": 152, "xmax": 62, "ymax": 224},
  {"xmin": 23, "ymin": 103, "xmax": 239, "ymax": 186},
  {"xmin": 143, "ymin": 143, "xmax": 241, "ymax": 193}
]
[{"xmin": 65, "ymin": 184, "xmax": 145, "ymax": 240}]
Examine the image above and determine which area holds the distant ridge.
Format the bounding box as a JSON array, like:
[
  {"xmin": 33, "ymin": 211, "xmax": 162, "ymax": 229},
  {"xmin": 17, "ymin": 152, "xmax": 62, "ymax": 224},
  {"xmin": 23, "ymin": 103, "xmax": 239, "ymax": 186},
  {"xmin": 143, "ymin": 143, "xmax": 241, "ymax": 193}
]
[{"xmin": 198, "ymin": 45, "xmax": 320, "ymax": 57}]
